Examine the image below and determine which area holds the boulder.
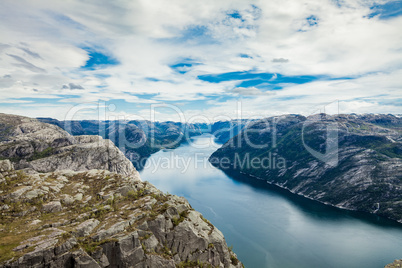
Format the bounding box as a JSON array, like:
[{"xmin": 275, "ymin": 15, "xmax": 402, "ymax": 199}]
[
  {"xmin": 386, "ymin": 259, "xmax": 402, "ymax": 268},
  {"xmin": 74, "ymin": 219, "xmax": 100, "ymax": 237},
  {"xmin": 25, "ymin": 189, "xmax": 43, "ymax": 200},
  {"xmin": 0, "ymin": 160, "xmax": 13, "ymax": 172},
  {"xmin": 42, "ymin": 201, "xmax": 62, "ymax": 213}
]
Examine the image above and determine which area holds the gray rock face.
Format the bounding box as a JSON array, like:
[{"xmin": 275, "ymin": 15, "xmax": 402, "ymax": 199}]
[
  {"xmin": 37, "ymin": 117, "xmax": 206, "ymax": 171},
  {"xmin": 0, "ymin": 113, "xmax": 139, "ymax": 180},
  {"xmin": 210, "ymin": 113, "xmax": 402, "ymax": 222},
  {"xmin": 74, "ymin": 219, "xmax": 100, "ymax": 237},
  {"xmin": 0, "ymin": 160, "xmax": 13, "ymax": 172},
  {"xmin": 0, "ymin": 167, "xmax": 242, "ymax": 268},
  {"xmin": 42, "ymin": 201, "xmax": 62, "ymax": 213},
  {"xmin": 385, "ymin": 259, "xmax": 402, "ymax": 268},
  {"xmin": 25, "ymin": 189, "xmax": 43, "ymax": 200}
]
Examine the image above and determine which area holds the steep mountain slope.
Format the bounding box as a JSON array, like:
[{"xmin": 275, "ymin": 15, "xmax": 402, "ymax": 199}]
[
  {"xmin": 211, "ymin": 120, "xmax": 251, "ymax": 144},
  {"xmin": 37, "ymin": 118, "xmax": 205, "ymax": 170},
  {"xmin": 0, "ymin": 114, "xmax": 138, "ymax": 178},
  {"xmin": 37, "ymin": 117, "xmax": 254, "ymax": 169},
  {"xmin": 0, "ymin": 113, "xmax": 242, "ymax": 267},
  {"xmin": 0, "ymin": 163, "xmax": 242, "ymax": 267},
  {"xmin": 210, "ymin": 114, "xmax": 402, "ymax": 223}
]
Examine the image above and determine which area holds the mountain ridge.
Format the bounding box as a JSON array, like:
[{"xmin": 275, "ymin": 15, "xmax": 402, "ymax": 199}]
[
  {"xmin": 36, "ymin": 117, "xmax": 251, "ymax": 170},
  {"xmin": 209, "ymin": 113, "xmax": 402, "ymax": 223}
]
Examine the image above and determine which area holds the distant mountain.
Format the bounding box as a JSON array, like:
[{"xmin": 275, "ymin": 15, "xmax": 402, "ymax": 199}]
[
  {"xmin": 37, "ymin": 118, "xmax": 251, "ymax": 169},
  {"xmin": 37, "ymin": 118, "xmax": 206, "ymax": 170},
  {"xmin": 211, "ymin": 120, "xmax": 250, "ymax": 143},
  {"xmin": 210, "ymin": 114, "xmax": 402, "ymax": 223}
]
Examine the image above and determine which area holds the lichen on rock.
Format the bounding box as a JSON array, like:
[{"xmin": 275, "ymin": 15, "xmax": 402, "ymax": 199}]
[{"xmin": 0, "ymin": 167, "xmax": 242, "ymax": 267}]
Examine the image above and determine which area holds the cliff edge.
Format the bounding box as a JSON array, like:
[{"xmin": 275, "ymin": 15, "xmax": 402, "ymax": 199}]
[
  {"xmin": 0, "ymin": 113, "xmax": 139, "ymax": 179},
  {"xmin": 0, "ymin": 113, "xmax": 242, "ymax": 268}
]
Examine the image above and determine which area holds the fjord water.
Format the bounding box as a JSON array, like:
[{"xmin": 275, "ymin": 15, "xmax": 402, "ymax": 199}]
[{"xmin": 139, "ymin": 134, "xmax": 402, "ymax": 268}]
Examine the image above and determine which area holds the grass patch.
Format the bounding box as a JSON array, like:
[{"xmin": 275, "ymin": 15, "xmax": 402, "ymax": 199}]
[
  {"xmin": 0, "ymin": 231, "xmax": 37, "ymax": 263},
  {"xmin": 161, "ymin": 243, "xmax": 173, "ymax": 258},
  {"xmin": 28, "ymin": 147, "xmax": 54, "ymax": 161},
  {"xmin": 176, "ymin": 260, "xmax": 211, "ymax": 268},
  {"xmin": 127, "ymin": 189, "xmax": 145, "ymax": 201},
  {"xmin": 200, "ymin": 215, "xmax": 214, "ymax": 234},
  {"xmin": 78, "ymin": 237, "xmax": 118, "ymax": 254},
  {"xmin": 139, "ymin": 233, "xmax": 152, "ymax": 241},
  {"xmin": 230, "ymin": 254, "xmax": 239, "ymax": 265},
  {"xmin": 172, "ymin": 210, "xmax": 189, "ymax": 227}
]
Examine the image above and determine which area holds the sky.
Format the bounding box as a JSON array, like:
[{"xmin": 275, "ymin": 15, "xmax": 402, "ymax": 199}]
[{"xmin": 0, "ymin": 0, "xmax": 401, "ymax": 122}]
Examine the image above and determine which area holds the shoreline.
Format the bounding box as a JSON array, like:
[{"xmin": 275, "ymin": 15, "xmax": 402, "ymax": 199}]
[{"xmin": 211, "ymin": 162, "xmax": 402, "ymax": 225}]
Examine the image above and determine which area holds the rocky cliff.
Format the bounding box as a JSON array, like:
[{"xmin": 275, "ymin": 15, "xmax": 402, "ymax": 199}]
[
  {"xmin": 210, "ymin": 120, "xmax": 251, "ymax": 144},
  {"xmin": 37, "ymin": 118, "xmax": 253, "ymax": 169},
  {"xmin": 386, "ymin": 259, "xmax": 402, "ymax": 268},
  {"xmin": 37, "ymin": 118, "xmax": 206, "ymax": 170},
  {"xmin": 210, "ymin": 113, "xmax": 402, "ymax": 223},
  {"xmin": 0, "ymin": 114, "xmax": 242, "ymax": 267},
  {"xmin": 0, "ymin": 113, "xmax": 139, "ymax": 179}
]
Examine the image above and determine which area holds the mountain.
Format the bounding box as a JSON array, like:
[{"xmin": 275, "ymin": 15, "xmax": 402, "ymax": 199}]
[
  {"xmin": 211, "ymin": 120, "xmax": 250, "ymax": 144},
  {"xmin": 210, "ymin": 113, "xmax": 402, "ymax": 223},
  {"xmin": 37, "ymin": 118, "xmax": 251, "ymax": 169},
  {"xmin": 37, "ymin": 118, "xmax": 206, "ymax": 170},
  {"xmin": 0, "ymin": 113, "xmax": 242, "ymax": 267},
  {"xmin": 0, "ymin": 114, "xmax": 138, "ymax": 178}
]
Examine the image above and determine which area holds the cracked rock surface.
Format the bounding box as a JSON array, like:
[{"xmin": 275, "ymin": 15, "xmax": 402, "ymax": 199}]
[
  {"xmin": 0, "ymin": 166, "xmax": 242, "ymax": 267},
  {"xmin": 0, "ymin": 113, "xmax": 139, "ymax": 179}
]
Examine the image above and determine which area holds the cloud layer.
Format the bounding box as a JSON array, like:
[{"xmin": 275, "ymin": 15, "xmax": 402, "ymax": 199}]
[{"xmin": 0, "ymin": 0, "xmax": 401, "ymax": 120}]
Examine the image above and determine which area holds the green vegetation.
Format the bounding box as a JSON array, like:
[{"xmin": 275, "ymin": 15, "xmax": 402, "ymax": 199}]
[
  {"xmin": 127, "ymin": 189, "xmax": 145, "ymax": 200},
  {"xmin": 176, "ymin": 260, "xmax": 213, "ymax": 268},
  {"xmin": 28, "ymin": 147, "xmax": 54, "ymax": 161},
  {"xmin": 139, "ymin": 233, "xmax": 152, "ymax": 241},
  {"xmin": 172, "ymin": 210, "xmax": 189, "ymax": 227},
  {"xmin": 0, "ymin": 123, "xmax": 15, "ymax": 142},
  {"xmin": 161, "ymin": 243, "xmax": 173, "ymax": 258},
  {"xmin": 1, "ymin": 171, "xmax": 28, "ymax": 192},
  {"xmin": 200, "ymin": 215, "xmax": 214, "ymax": 234},
  {"xmin": 78, "ymin": 237, "xmax": 118, "ymax": 254},
  {"xmin": 230, "ymin": 254, "xmax": 239, "ymax": 265},
  {"xmin": 90, "ymin": 205, "xmax": 109, "ymax": 220}
]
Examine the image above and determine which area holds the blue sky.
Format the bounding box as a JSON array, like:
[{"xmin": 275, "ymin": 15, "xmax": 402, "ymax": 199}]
[{"xmin": 0, "ymin": 0, "xmax": 401, "ymax": 121}]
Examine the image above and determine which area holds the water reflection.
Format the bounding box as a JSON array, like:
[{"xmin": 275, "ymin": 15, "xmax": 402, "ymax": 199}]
[
  {"xmin": 140, "ymin": 134, "xmax": 402, "ymax": 268},
  {"xmin": 222, "ymin": 168, "xmax": 402, "ymax": 229}
]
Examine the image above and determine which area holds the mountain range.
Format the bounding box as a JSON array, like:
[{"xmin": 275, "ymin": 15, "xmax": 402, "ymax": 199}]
[
  {"xmin": 210, "ymin": 113, "xmax": 402, "ymax": 223},
  {"xmin": 37, "ymin": 118, "xmax": 250, "ymax": 170}
]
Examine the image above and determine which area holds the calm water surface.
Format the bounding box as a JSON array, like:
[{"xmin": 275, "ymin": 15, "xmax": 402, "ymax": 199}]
[{"xmin": 139, "ymin": 134, "xmax": 402, "ymax": 268}]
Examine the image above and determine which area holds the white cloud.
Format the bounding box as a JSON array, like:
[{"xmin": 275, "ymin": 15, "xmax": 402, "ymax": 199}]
[
  {"xmin": 0, "ymin": 0, "xmax": 401, "ymax": 120},
  {"xmin": 230, "ymin": 87, "xmax": 276, "ymax": 96}
]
